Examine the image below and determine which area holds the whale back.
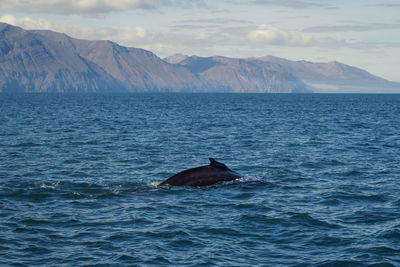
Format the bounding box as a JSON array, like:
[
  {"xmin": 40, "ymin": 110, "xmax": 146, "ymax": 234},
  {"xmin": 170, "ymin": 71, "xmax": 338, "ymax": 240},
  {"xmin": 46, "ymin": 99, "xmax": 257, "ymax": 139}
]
[{"xmin": 158, "ymin": 158, "xmax": 242, "ymax": 187}]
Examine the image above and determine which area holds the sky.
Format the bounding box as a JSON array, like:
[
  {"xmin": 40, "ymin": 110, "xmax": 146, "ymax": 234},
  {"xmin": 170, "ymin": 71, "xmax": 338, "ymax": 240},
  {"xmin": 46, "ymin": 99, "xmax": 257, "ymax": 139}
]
[{"xmin": 0, "ymin": 0, "xmax": 399, "ymax": 81}]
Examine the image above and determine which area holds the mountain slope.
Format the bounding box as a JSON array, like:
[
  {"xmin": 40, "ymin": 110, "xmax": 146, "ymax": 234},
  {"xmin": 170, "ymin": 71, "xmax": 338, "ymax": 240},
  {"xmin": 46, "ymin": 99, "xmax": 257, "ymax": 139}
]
[
  {"xmin": 255, "ymin": 55, "xmax": 385, "ymax": 82},
  {"xmin": 173, "ymin": 55, "xmax": 310, "ymax": 93},
  {"xmin": 166, "ymin": 53, "xmax": 399, "ymax": 93},
  {"xmin": 33, "ymin": 30, "xmax": 204, "ymax": 92},
  {"xmin": 252, "ymin": 55, "xmax": 400, "ymax": 93},
  {"xmin": 0, "ymin": 23, "xmax": 124, "ymax": 93}
]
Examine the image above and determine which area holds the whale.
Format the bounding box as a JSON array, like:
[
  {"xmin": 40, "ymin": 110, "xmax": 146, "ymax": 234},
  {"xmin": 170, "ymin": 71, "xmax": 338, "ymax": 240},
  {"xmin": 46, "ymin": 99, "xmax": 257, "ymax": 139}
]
[{"xmin": 158, "ymin": 158, "xmax": 242, "ymax": 187}]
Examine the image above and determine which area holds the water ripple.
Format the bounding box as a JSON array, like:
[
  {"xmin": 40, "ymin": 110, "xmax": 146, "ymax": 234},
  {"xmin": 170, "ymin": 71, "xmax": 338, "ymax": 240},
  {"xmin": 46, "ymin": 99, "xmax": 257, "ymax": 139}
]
[{"xmin": 1, "ymin": 94, "xmax": 400, "ymax": 266}]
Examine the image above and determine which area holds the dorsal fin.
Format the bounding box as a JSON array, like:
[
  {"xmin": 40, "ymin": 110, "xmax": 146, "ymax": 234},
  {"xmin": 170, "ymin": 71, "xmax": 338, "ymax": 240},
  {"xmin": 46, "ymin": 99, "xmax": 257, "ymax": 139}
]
[
  {"xmin": 209, "ymin": 158, "xmax": 228, "ymax": 169},
  {"xmin": 209, "ymin": 158, "xmax": 219, "ymax": 165}
]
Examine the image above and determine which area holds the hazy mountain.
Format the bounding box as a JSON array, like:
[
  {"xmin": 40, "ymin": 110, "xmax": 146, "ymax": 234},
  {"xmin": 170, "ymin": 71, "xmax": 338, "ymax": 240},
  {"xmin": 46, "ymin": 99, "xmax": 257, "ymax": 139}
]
[
  {"xmin": 172, "ymin": 55, "xmax": 310, "ymax": 93},
  {"xmin": 252, "ymin": 55, "xmax": 399, "ymax": 93},
  {"xmin": 166, "ymin": 53, "xmax": 399, "ymax": 93},
  {"xmin": 1, "ymin": 23, "xmax": 397, "ymax": 93},
  {"xmin": 172, "ymin": 55, "xmax": 400, "ymax": 93},
  {"xmin": 254, "ymin": 55, "xmax": 384, "ymax": 82}
]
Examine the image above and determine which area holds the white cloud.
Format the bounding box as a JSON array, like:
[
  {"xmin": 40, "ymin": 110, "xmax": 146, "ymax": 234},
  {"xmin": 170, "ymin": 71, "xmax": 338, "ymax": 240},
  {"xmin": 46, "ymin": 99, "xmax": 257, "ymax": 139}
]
[
  {"xmin": 0, "ymin": 14, "xmax": 150, "ymax": 44},
  {"xmin": 0, "ymin": 14, "xmax": 53, "ymax": 29},
  {"xmin": 194, "ymin": 33, "xmax": 208, "ymax": 40},
  {"xmin": 248, "ymin": 24, "xmax": 340, "ymax": 47},
  {"xmin": 252, "ymin": 0, "xmax": 324, "ymax": 9},
  {"xmin": 248, "ymin": 24, "xmax": 312, "ymax": 45},
  {"xmin": 303, "ymin": 23, "xmax": 400, "ymax": 33},
  {"xmin": 0, "ymin": 14, "xmax": 198, "ymax": 56},
  {"xmin": 0, "ymin": 0, "xmax": 206, "ymax": 16},
  {"xmin": 0, "ymin": 14, "xmax": 350, "ymax": 58}
]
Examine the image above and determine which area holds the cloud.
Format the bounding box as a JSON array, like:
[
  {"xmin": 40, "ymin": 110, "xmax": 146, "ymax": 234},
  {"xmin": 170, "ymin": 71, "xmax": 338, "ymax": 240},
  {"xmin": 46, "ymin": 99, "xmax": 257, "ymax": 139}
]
[
  {"xmin": 252, "ymin": 0, "xmax": 324, "ymax": 9},
  {"xmin": 303, "ymin": 25, "xmax": 372, "ymax": 32},
  {"xmin": 0, "ymin": 0, "xmax": 207, "ymax": 16},
  {"xmin": 380, "ymin": 3, "xmax": 400, "ymax": 7},
  {"xmin": 177, "ymin": 18, "xmax": 252, "ymax": 25},
  {"xmin": 171, "ymin": 17, "xmax": 252, "ymax": 32},
  {"xmin": 303, "ymin": 23, "xmax": 400, "ymax": 33},
  {"xmin": 0, "ymin": 14, "xmax": 150, "ymax": 44},
  {"xmin": 0, "ymin": 14, "xmax": 207, "ymax": 56},
  {"xmin": 0, "ymin": 14, "xmax": 54, "ymax": 29},
  {"xmin": 1, "ymin": 14, "xmax": 367, "ymax": 59},
  {"xmin": 247, "ymin": 24, "xmax": 339, "ymax": 47}
]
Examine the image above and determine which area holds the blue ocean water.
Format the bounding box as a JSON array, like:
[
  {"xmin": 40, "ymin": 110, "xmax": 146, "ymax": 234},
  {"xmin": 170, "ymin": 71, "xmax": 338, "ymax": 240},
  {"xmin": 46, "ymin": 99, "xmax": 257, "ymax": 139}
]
[{"xmin": 1, "ymin": 93, "xmax": 400, "ymax": 266}]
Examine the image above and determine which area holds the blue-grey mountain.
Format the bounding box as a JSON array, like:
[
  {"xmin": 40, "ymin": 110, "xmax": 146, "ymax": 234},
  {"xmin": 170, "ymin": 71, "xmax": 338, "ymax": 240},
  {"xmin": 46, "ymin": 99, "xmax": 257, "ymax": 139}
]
[
  {"xmin": 1, "ymin": 23, "xmax": 398, "ymax": 93},
  {"xmin": 0, "ymin": 23, "xmax": 200, "ymax": 93},
  {"xmin": 251, "ymin": 55, "xmax": 399, "ymax": 93},
  {"xmin": 165, "ymin": 54, "xmax": 399, "ymax": 93},
  {"xmin": 165, "ymin": 55, "xmax": 310, "ymax": 93},
  {"xmin": 0, "ymin": 23, "xmax": 123, "ymax": 92}
]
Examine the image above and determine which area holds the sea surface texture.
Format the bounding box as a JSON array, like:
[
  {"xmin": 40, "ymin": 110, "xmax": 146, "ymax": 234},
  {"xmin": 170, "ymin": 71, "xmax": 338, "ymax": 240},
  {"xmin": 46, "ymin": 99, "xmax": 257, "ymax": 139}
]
[{"xmin": 1, "ymin": 93, "xmax": 400, "ymax": 266}]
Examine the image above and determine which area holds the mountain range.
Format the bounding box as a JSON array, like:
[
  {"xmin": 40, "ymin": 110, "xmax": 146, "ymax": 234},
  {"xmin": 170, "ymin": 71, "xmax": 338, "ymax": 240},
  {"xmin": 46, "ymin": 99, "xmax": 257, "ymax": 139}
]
[{"xmin": 1, "ymin": 22, "xmax": 398, "ymax": 93}]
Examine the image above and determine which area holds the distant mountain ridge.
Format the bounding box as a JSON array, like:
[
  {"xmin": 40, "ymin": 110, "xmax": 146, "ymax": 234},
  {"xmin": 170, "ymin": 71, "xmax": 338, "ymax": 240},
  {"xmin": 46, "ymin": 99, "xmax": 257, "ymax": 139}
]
[
  {"xmin": 252, "ymin": 55, "xmax": 385, "ymax": 82},
  {"xmin": 166, "ymin": 55, "xmax": 309, "ymax": 93},
  {"xmin": 165, "ymin": 54, "xmax": 399, "ymax": 93},
  {"xmin": 1, "ymin": 23, "xmax": 398, "ymax": 93}
]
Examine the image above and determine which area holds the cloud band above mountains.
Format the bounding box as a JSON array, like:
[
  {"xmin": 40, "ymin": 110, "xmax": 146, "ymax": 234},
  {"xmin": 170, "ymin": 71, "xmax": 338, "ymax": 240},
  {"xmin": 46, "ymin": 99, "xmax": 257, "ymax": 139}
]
[
  {"xmin": 0, "ymin": 0, "xmax": 207, "ymax": 15},
  {"xmin": 0, "ymin": 14, "xmax": 348, "ymax": 57},
  {"xmin": 247, "ymin": 24, "xmax": 341, "ymax": 47}
]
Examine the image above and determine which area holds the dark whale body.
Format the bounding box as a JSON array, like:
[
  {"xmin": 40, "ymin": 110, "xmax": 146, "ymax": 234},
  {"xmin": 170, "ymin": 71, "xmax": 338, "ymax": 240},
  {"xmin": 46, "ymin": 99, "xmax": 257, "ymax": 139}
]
[{"xmin": 158, "ymin": 158, "xmax": 242, "ymax": 187}]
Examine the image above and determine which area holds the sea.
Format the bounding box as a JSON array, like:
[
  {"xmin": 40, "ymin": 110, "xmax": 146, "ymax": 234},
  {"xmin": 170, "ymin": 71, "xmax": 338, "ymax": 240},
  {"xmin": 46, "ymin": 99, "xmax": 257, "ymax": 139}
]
[{"xmin": 1, "ymin": 93, "xmax": 400, "ymax": 266}]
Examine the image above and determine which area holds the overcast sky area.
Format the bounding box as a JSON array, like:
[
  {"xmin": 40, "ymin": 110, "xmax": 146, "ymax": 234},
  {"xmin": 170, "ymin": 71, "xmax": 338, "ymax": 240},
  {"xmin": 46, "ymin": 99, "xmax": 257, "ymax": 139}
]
[{"xmin": 1, "ymin": 0, "xmax": 399, "ymax": 81}]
